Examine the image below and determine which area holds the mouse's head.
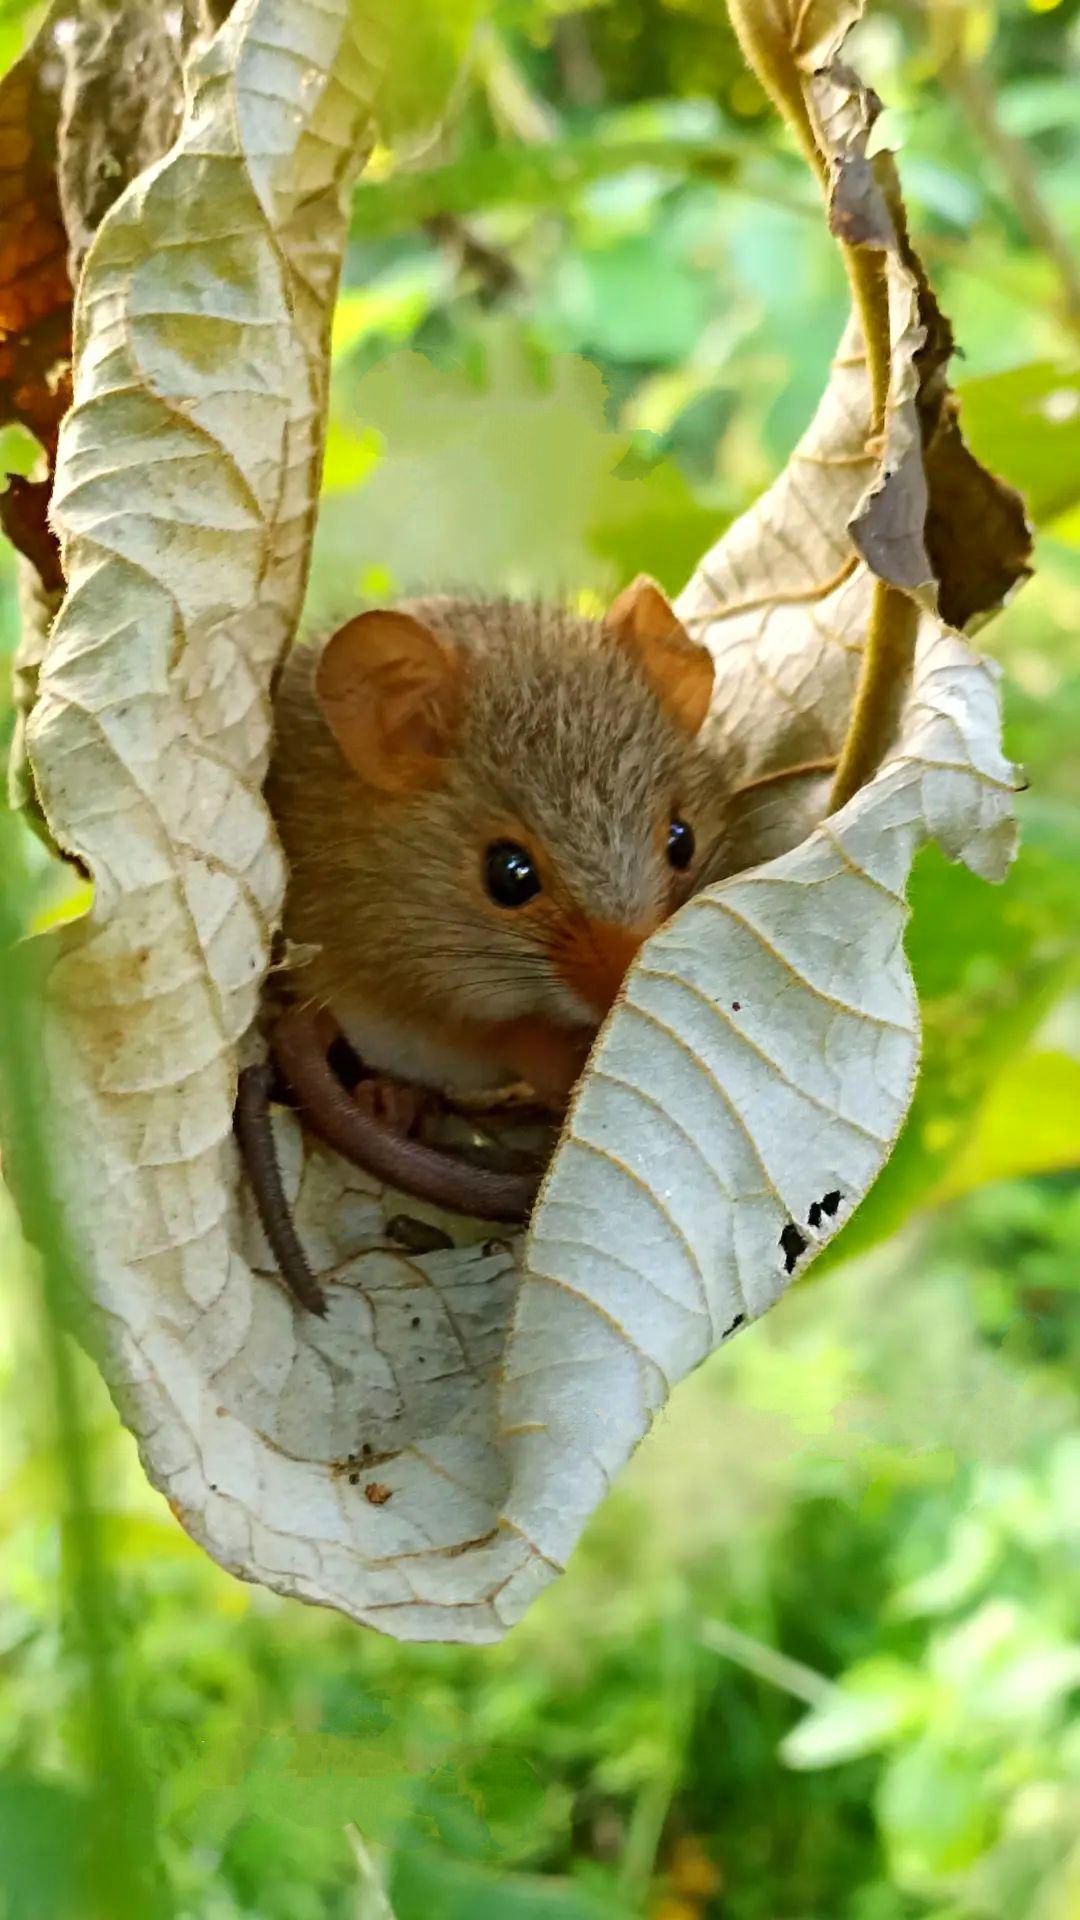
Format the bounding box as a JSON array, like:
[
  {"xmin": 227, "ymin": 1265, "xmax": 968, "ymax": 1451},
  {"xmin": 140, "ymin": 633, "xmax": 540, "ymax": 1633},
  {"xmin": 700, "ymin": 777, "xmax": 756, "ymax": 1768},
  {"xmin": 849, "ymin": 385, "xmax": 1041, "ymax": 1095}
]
[{"xmin": 306, "ymin": 581, "xmax": 725, "ymax": 1091}]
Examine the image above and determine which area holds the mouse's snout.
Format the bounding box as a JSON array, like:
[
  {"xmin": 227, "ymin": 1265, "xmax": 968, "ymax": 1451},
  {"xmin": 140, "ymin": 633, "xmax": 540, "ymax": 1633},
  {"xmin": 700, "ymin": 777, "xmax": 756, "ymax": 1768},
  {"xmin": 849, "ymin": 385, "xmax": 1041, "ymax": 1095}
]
[{"xmin": 553, "ymin": 915, "xmax": 659, "ymax": 1020}]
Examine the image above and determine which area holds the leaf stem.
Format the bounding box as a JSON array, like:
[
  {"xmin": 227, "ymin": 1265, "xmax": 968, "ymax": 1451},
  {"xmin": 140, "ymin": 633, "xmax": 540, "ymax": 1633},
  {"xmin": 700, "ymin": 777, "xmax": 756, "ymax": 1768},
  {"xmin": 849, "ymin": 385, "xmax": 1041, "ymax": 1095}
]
[
  {"xmin": 827, "ymin": 243, "xmax": 919, "ymax": 813},
  {"xmin": 725, "ymin": 0, "xmax": 921, "ymax": 813},
  {"xmin": 827, "ymin": 584, "xmax": 919, "ymax": 808},
  {"xmin": 842, "ymin": 243, "xmax": 891, "ymax": 441},
  {"xmin": 701, "ymin": 1617, "xmax": 837, "ymax": 1708}
]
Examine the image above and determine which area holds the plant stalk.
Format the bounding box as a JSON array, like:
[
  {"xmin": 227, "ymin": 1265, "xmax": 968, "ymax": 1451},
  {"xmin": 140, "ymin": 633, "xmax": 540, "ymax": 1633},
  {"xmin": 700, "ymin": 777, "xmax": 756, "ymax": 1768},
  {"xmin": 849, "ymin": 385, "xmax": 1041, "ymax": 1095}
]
[{"xmin": 725, "ymin": 0, "xmax": 921, "ymax": 813}]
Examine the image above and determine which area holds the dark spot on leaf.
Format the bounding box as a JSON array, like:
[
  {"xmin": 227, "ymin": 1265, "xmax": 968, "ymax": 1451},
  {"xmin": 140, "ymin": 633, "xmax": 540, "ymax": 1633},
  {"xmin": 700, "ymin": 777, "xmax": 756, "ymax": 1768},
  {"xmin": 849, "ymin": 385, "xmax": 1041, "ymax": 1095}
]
[
  {"xmin": 731, "ymin": 1001, "xmax": 741, "ymax": 1012},
  {"xmin": 807, "ymin": 1201, "xmax": 822, "ymax": 1229},
  {"xmin": 388, "ymin": 1214, "xmax": 453, "ymax": 1254},
  {"xmin": 410, "ymin": 1315, "xmax": 421, "ymax": 1329},
  {"xmin": 821, "ymin": 1190, "xmax": 841, "ymax": 1216},
  {"xmin": 722, "ymin": 1312, "xmax": 745, "ymax": 1338},
  {"xmin": 348, "ymin": 1471, "xmax": 359, "ymax": 1486},
  {"xmin": 779, "ymin": 1222, "xmax": 808, "ymax": 1273}
]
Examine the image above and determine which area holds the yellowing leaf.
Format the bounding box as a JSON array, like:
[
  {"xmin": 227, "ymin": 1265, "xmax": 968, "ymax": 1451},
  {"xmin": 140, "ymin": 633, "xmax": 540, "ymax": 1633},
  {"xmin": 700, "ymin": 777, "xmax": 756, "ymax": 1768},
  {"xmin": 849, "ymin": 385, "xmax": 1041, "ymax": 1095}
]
[{"xmin": 932, "ymin": 1049, "xmax": 1080, "ymax": 1201}]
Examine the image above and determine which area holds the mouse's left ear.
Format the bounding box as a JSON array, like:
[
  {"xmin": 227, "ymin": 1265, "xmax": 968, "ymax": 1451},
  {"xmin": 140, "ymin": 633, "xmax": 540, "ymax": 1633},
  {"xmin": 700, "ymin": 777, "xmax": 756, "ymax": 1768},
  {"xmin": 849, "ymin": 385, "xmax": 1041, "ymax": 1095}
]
[
  {"xmin": 604, "ymin": 575, "xmax": 714, "ymax": 737},
  {"xmin": 314, "ymin": 609, "xmax": 463, "ymax": 793}
]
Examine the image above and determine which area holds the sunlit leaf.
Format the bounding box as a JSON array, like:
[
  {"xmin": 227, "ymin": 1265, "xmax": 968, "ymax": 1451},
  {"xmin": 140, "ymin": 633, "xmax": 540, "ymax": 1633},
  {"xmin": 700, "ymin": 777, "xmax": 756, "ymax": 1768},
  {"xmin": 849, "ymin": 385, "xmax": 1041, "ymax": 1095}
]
[
  {"xmin": 957, "ymin": 360, "xmax": 1080, "ymax": 528},
  {"xmin": 877, "ymin": 1741, "xmax": 993, "ymax": 1887},
  {"xmin": 890, "ymin": 1514, "xmax": 1000, "ymax": 1620},
  {"xmin": 780, "ymin": 1658, "xmax": 930, "ymax": 1769},
  {"xmin": 933, "ymin": 1049, "xmax": 1080, "ymax": 1200}
]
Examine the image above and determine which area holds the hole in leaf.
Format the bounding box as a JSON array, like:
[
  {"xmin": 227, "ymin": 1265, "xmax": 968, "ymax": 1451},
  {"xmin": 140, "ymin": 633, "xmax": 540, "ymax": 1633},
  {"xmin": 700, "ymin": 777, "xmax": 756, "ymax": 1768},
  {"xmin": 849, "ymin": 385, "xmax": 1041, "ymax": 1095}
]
[
  {"xmin": 779, "ymin": 1222, "xmax": 808, "ymax": 1273},
  {"xmin": 807, "ymin": 1189, "xmax": 843, "ymax": 1230}
]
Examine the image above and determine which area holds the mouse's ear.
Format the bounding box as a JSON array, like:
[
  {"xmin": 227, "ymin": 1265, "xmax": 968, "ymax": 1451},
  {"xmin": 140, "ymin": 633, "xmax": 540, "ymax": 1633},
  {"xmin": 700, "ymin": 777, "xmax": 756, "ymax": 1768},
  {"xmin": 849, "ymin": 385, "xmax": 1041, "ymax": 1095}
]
[
  {"xmin": 314, "ymin": 609, "xmax": 463, "ymax": 793},
  {"xmin": 604, "ymin": 575, "xmax": 714, "ymax": 737}
]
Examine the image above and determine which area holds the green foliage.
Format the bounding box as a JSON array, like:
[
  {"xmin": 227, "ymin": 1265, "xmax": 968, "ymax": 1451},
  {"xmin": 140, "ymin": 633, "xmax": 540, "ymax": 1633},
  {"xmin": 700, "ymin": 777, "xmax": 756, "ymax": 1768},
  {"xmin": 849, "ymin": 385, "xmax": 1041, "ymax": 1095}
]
[
  {"xmin": 1, "ymin": 2, "xmax": 1078, "ymax": 1918},
  {"xmin": 957, "ymin": 361, "xmax": 1080, "ymax": 528}
]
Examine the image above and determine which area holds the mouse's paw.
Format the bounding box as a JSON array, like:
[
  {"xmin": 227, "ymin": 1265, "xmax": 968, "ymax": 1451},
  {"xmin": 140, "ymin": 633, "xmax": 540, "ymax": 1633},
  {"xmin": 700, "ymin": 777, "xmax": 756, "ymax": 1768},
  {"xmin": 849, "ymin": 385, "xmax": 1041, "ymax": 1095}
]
[{"xmin": 352, "ymin": 1076, "xmax": 430, "ymax": 1137}]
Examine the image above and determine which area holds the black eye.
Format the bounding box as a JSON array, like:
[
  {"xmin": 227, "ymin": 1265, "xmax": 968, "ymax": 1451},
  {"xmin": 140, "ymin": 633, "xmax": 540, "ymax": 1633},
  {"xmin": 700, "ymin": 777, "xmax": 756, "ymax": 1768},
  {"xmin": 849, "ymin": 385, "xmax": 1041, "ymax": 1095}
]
[
  {"xmin": 667, "ymin": 818, "xmax": 695, "ymax": 871},
  {"xmin": 484, "ymin": 840, "xmax": 541, "ymax": 908}
]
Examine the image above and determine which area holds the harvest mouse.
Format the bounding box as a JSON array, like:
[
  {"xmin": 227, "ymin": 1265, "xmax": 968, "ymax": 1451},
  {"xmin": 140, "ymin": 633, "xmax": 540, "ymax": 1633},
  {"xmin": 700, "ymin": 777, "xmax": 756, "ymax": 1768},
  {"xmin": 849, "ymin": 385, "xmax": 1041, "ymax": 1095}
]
[{"xmin": 238, "ymin": 577, "xmax": 727, "ymax": 1311}]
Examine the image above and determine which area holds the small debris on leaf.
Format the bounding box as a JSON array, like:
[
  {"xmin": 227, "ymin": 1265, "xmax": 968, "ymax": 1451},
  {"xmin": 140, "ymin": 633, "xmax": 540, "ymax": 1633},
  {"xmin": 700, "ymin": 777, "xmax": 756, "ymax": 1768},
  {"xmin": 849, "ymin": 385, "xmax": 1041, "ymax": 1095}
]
[{"xmin": 387, "ymin": 1214, "xmax": 454, "ymax": 1254}]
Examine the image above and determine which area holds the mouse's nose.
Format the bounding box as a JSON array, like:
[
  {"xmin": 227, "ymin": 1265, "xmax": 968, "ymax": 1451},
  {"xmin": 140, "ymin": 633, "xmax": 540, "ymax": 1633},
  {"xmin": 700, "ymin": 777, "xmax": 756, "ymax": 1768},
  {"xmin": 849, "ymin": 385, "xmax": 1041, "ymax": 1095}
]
[{"xmin": 557, "ymin": 916, "xmax": 659, "ymax": 1019}]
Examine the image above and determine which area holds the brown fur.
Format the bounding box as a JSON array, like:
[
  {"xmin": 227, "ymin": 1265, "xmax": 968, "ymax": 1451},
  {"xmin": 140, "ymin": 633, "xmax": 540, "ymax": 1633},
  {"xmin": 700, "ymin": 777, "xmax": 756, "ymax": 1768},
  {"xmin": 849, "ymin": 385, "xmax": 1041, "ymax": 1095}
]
[{"xmin": 267, "ymin": 596, "xmax": 731, "ymax": 1094}]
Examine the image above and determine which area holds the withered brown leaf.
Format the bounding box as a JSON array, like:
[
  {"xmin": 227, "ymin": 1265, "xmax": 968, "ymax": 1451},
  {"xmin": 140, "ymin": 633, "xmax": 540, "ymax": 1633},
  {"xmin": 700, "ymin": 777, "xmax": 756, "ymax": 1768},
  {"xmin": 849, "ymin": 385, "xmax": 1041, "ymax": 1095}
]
[
  {"xmin": 0, "ymin": 2, "xmax": 208, "ymax": 593},
  {"xmin": 0, "ymin": 15, "xmax": 72, "ymax": 457}
]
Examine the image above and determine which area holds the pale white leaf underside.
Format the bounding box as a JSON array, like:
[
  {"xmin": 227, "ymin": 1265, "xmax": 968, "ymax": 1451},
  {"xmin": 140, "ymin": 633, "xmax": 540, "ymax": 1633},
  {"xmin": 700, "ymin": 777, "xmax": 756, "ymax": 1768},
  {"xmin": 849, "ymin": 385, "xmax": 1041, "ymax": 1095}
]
[{"xmin": 15, "ymin": 0, "xmax": 1016, "ymax": 1640}]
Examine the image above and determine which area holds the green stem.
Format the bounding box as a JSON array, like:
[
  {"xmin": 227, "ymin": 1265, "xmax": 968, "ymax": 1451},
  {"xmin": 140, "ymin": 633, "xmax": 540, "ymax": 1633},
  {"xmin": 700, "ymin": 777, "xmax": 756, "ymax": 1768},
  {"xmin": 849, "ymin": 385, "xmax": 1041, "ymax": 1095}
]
[
  {"xmin": 0, "ymin": 815, "xmax": 170, "ymax": 1920},
  {"xmin": 826, "ymin": 585, "xmax": 919, "ymax": 809},
  {"xmin": 724, "ymin": 0, "xmax": 827, "ymax": 186},
  {"xmin": 828, "ymin": 241, "xmax": 918, "ymax": 812},
  {"xmin": 842, "ymin": 242, "xmax": 891, "ymax": 441},
  {"xmin": 700, "ymin": 1617, "xmax": 837, "ymax": 1708},
  {"xmin": 618, "ymin": 1598, "xmax": 698, "ymax": 1905}
]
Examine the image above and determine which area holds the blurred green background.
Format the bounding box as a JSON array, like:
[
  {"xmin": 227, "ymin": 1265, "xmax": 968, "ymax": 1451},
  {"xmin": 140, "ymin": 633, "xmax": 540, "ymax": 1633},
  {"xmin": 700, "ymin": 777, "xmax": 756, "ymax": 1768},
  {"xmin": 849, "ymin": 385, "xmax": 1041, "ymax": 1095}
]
[{"xmin": 1, "ymin": 1, "xmax": 1078, "ymax": 1917}]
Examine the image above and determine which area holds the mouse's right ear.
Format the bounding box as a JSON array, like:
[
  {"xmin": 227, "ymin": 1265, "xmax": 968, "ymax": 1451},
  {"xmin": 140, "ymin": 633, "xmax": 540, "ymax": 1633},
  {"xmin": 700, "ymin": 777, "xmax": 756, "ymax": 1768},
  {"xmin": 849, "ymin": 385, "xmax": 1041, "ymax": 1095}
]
[
  {"xmin": 314, "ymin": 610, "xmax": 463, "ymax": 794},
  {"xmin": 603, "ymin": 575, "xmax": 714, "ymax": 738}
]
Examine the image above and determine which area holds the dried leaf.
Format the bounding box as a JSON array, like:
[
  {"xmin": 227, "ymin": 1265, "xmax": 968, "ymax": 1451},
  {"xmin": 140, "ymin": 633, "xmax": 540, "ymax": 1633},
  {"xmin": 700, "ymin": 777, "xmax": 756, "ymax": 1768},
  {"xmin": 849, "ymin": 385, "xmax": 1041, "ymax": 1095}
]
[
  {"xmin": 0, "ymin": 472, "xmax": 62, "ymax": 591},
  {"xmin": 7, "ymin": 0, "xmax": 1025, "ymax": 1641},
  {"xmin": 4, "ymin": 0, "xmax": 208, "ymax": 813},
  {"xmin": 0, "ymin": 8, "xmax": 72, "ymax": 454},
  {"xmin": 498, "ymin": 9, "xmax": 1024, "ymax": 1593},
  {"xmin": 813, "ymin": 35, "xmax": 1029, "ymax": 623},
  {"xmin": 55, "ymin": 2, "xmax": 193, "ymax": 280},
  {"xmin": 676, "ymin": 21, "xmax": 1028, "ymax": 868},
  {"xmin": 501, "ymin": 629, "xmax": 1015, "ymax": 1578}
]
